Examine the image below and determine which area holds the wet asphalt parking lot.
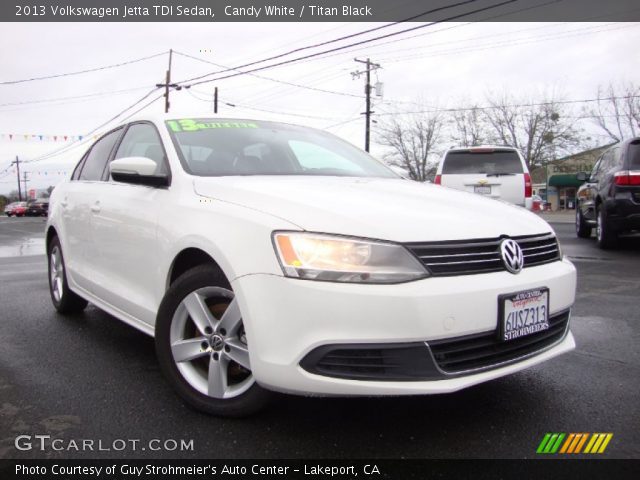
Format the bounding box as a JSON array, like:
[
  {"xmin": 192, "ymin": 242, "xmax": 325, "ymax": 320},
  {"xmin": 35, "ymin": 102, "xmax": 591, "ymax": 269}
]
[{"xmin": 0, "ymin": 216, "xmax": 638, "ymax": 459}]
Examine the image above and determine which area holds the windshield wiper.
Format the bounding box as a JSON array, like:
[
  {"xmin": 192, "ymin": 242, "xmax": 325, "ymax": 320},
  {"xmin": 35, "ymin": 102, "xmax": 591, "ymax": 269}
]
[{"xmin": 486, "ymin": 172, "xmax": 516, "ymax": 177}]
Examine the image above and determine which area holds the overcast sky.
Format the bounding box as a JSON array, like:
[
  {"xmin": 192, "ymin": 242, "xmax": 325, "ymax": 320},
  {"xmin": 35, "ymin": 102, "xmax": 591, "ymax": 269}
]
[{"xmin": 1, "ymin": 20, "xmax": 639, "ymax": 194}]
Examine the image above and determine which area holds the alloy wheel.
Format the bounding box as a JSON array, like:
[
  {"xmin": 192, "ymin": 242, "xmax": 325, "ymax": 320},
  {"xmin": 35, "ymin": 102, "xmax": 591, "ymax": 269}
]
[
  {"xmin": 49, "ymin": 245, "xmax": 64, "ymax": 302},
  {"xmin": 169, "ymin": 287, "xmax": 253, "ymax": 399}
]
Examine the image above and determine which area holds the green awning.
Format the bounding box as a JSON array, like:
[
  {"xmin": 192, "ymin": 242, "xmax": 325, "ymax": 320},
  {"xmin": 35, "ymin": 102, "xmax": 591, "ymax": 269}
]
[{"xmin": 548, "ymin": 174, "xmax": 584, "ymax": 188}]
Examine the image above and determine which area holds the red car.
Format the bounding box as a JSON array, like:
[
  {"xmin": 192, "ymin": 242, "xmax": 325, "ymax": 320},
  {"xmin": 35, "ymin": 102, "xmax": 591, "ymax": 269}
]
[{"xmin": 4, "ymin": 201, "xmax": 28, "ymax": 217}]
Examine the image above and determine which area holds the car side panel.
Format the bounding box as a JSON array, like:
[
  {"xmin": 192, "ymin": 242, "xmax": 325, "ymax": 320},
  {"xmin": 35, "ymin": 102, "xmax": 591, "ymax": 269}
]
[
  {"xmin": 54, "ymin": 180, "xmax": 95, "ymax": 289},
  {"xmin": 85, "ymin": 181, "xmax": 165, "ymax": 326}
]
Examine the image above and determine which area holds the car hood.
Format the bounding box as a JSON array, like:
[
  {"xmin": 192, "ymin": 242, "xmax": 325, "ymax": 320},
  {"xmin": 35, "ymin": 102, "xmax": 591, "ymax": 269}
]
[{"xmin": 193, "ymin": 176, "xmax": 553, "ymax": 242}]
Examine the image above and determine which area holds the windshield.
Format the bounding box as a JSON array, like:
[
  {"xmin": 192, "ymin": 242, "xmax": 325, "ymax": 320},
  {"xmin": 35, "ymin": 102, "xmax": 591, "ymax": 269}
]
[
  {"xmin": 165, "ymin": 119, "xmax": 397, "ymax": 178},
  {"xmin": 442, "ymin": 150, "xmax": 523, "ymax": 174}
]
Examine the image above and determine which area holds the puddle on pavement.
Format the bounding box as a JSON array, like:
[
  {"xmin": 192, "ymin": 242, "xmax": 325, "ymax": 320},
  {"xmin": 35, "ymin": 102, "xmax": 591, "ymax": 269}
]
[{"xmin": 0, "ymin": 237, "xmax": 46, "ymax": 257}]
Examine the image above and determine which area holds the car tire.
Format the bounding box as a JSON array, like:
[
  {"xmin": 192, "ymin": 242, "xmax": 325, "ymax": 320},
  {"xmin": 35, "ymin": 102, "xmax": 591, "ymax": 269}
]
[
  {"xmin": 155, "ymin": 264, "xmax": 271, "ymax": 417},
  {"xmin": 47, "ymin": 236, "xmax": 89, "ymax": 313},
  {"xmin": 596, "ymin": 206, "xmax": 617, "ymax": 249},
  {"xmin": 575, "ymin": 208, "xmax": 592, "ymax": 238}
]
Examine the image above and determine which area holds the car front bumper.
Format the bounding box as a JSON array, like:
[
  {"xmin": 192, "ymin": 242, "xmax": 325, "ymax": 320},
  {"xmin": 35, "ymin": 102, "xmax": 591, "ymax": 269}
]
[{"xmin": 233, "ymin": 258, "xmax": 576, "ymax": 396}]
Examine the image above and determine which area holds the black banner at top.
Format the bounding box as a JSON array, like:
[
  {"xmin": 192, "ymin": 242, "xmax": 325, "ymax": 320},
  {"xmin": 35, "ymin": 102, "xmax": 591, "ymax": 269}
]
[{"xmin": 3, "ymin": 0, "xmax": 640, "ymax": 22}]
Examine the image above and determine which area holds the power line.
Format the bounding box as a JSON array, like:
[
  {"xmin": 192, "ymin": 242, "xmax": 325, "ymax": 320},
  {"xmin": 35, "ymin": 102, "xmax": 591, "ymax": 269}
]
[
  {"xmin": 0, "ymin": 85, "xmax": 151, "ymax": 109},
  {"xmin": 303, "ymin": 0, "xmax": 627, "ymax": 63},
  {"xmin": 378, "ymin": 23, "xmax": 638, "ymax": 64},
  {"xmin": 374, "ymin": 95, "xmax": 640, "ymax": 117},
  {"xmin": 0, "ymin": 51, "xmax": 168, "ymax": 85},
  {"xmin": 185, "ymin": 88, "xmax": 344, "ymax": 120},
  {"xmin": 24, "ymin": 89, "xmax": 162, "ymax": 164},
  {"xmin": 222, "ymin": 0, "xmax": 421, "ymax": 67},
  {"xmin": 271, "ymin": 2, "xmax": 634, "ymax": 70},
  {"xmin": 179, "ymin": 0, "xmax": 519, "ymax": 90},
  {"xmin": 324, "ymin": 116, "xmax": 363, "ymax": 130},
  {"xmin": 175, "ymin": 0, "xmax": 483, "ymax": 86},
  {"xmin": 173, "ymin": 50, "xmax": 364, "ymax": 99}
]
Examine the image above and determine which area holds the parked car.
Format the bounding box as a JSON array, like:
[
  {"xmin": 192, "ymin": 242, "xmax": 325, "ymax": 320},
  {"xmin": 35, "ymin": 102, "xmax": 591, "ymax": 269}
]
[
  {"xmin": 4, "ymin": 201, "xmax": 27, "ymax": 217},
  {"xmin": 26, "ymin": 199, "xmax": 49, "ymax": 217},
  {"xmin": 435, "ymin": 146, "xmax": 533, "ymax": 209},
  {"xmin": 46, "ymin": 116, "xmax": 576, "ymax": 416},
  {"xmin": 576, "ymin": 137, "xmax": 640, "ymax": 248}
]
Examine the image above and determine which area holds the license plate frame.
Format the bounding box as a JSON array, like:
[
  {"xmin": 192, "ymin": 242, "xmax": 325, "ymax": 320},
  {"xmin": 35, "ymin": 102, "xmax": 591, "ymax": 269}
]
[
  {"xmin": 474, "ymin": 185, "xmax": 491, "ymax": 195},
  {"xmin": 498, "ymin": 288, "xmax": 550, "ymax": 342}
]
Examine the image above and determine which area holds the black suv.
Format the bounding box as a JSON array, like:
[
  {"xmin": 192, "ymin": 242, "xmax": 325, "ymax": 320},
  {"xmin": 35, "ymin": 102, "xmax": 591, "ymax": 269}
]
[{"xmin": 576, "ymin": 137, "xmax": 640, "ymax": 248}]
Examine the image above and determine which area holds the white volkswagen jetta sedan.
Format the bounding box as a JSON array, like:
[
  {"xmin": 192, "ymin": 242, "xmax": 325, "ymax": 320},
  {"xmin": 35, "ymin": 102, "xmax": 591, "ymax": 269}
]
[{"xmin": 46, "ymin": 115, "xmax": 576, "ymax": 416}]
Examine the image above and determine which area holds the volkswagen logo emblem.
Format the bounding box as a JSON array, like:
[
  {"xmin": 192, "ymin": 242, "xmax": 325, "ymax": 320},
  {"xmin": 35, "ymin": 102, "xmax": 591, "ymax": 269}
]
[
  {"xmin": 500, "ymin": 239, "xmax": 524, "ymax": 274},
  {"xmin": 210, "ymin": 334, "xmax": 225, "ymax": 351}
]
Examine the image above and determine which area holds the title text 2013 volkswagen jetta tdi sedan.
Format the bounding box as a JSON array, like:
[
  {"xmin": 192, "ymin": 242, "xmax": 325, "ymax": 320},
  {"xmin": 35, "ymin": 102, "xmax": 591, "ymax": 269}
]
[{"xmin": 46, "ymin": 116, "xmax": 576, "ymax": 416}]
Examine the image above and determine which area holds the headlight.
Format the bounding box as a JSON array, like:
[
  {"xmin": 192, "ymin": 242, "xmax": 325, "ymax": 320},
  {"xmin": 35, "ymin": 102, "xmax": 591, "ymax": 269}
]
[{"xmin": 272, "ymin": 232, "xmax": 429, "ymax": 284}]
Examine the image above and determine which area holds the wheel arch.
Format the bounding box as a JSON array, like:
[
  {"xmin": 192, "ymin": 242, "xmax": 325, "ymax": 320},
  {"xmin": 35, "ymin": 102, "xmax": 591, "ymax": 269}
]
[
  {"xmin": 166, "ymin": 247, "xmax": 227, "ymax": 290},
  {"xmin": 46, "ymin": 226, "xmax": 58, "ymax": 252}
]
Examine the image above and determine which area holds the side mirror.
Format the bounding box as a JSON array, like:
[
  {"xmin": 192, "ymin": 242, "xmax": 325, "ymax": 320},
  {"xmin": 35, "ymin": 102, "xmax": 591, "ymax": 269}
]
[
  {"xmin": 576, "ymin": 171, "xmax": 588, "ymax": 182},
  {"xmin": 110, "ymin": 157, "xmax": 169, "ymax": 187}
]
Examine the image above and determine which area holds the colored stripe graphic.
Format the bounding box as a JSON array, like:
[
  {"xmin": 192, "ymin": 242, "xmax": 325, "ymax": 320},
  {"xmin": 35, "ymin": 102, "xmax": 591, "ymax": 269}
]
[
  {"xmin": 559, "ymin": 433, "xmax": 575, "ymax": 453},
  {"xmin": 584, "ymin": 433, "xmax": 614, "ymax": 454},
  {"xmin": 536, "ymin": 433, "xmax": 552, "ymax": 454},
  {"xmin": 550, "ymin": 433, "xmax": 565, "ymax": 453},
  {"xmin": 538, "ymin": 433, "xmax": 613, "ymax": 454},
  {"xmin": 537, "ymin": 433, "xmax": 565, "ymax": 454},
  {"xmin": 573, "ymin": 433, "xmax": 589, "ymax": 454}
]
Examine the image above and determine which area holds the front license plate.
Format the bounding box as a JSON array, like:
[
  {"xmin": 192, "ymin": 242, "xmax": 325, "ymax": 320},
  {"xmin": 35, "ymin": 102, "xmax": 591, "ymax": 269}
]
[
  {"xmin": 499, "ymin": 288, "xmax": 549, "ymax": 342},
  {"xmin": 474, "ymin": 185, "xmax": 491, "ymax": 195}
]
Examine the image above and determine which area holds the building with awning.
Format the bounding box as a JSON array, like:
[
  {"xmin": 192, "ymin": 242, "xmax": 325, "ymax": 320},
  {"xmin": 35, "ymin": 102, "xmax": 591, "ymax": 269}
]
[
  {"xmin": 548, "ymin": 173, "xmax": 585, "ymax": 188},
  {"xmin": 531, "ymin": 142, "xmax": 617, "ymax": 210}
]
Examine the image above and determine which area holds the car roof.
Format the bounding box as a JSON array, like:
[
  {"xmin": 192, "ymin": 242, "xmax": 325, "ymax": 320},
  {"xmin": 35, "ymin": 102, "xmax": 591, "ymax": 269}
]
[
  {"xmin": 125, "ymin": 111, "xmax": 295, "ymax": 128},
  {"xmin": 446, "ymin": 145, "xmax": 519, "ymax": 152}
]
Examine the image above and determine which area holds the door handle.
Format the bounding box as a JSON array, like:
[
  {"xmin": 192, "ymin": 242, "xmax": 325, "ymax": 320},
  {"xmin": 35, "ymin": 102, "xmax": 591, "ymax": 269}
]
[
  {"xmin": 60, "ymin": 197, "xmax": 68, "ymax": 208},
  {"xmin": 90, "ymin": 202, "xmax": 101, "ymax": 213}
]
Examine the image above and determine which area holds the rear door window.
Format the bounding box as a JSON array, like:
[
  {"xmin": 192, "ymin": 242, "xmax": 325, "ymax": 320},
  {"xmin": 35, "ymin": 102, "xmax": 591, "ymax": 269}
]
[
  {"xmin": 442, "ymin": 151, "xmax": 523, "ymax": 174},
  {"xmin": 71, "ymin": 152, "xmax": 89, "ymax": 181},
  {"xmin": 79, "ymin": 129, "xmax": 123, "ymax": 181},
  {"xmin": 627, "ymin": 141, "xmax": 640, "ymax": 168},
  {"xmin": 599, "ymin": 149, "xmax": 618, "ymax": 176}
]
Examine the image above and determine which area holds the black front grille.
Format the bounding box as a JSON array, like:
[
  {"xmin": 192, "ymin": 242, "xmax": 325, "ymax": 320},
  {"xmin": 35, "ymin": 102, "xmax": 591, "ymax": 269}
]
[
  {"xmin": 300, "ymin": 343, "xmax": 441, "ymax": 381},
  {"xmin": 428, "ymin": 310, "xmax": 570, "ymax": 373},
  {"xmin": 516, "ymin": 233, "xmax": 561, "ymax": 267},
  {"xmin": 405, "ymin": 233, "xmax": 560, "ymax": 276}
]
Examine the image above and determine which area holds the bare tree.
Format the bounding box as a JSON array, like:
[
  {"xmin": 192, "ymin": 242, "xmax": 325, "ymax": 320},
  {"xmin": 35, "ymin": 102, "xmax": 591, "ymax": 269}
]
[
  {"xmin": 41, "ymin": 185, "xmax": 55, "ymax": 198},
  {"xmin": 587, "ymin": 82, "xmax": 640, "ymax": 142},
  {"xmin": 451, "ymin": 105, "xmax": 488, "ymax": 147},
  {"xmin": 482, "ymin": 92, "xmax": 584, "ymax": 168},
  {"xmin": 377, "ymin": 112, "xmax": 444, "ymax": 181}
]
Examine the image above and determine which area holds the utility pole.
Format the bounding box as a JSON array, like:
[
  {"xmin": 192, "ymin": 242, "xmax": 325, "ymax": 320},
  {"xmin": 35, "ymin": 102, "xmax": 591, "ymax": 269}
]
[
  {"xmin": 21, "ymin": 171, "xmax": 29, "ymax": 199},
  {"xmin": 156, "ymin": 49, "xmax": 178, "ymax": 113},
  {"xmin": 11, "ymin": 156, "xmax": 21, "ymax": 201},
  {"xmin": 353, "ymin": 58, "xmax": 381, "ymax": 152},
  {"xmin": 214, "ymin": 87, "xmax": 218, "ymax": 114}
]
